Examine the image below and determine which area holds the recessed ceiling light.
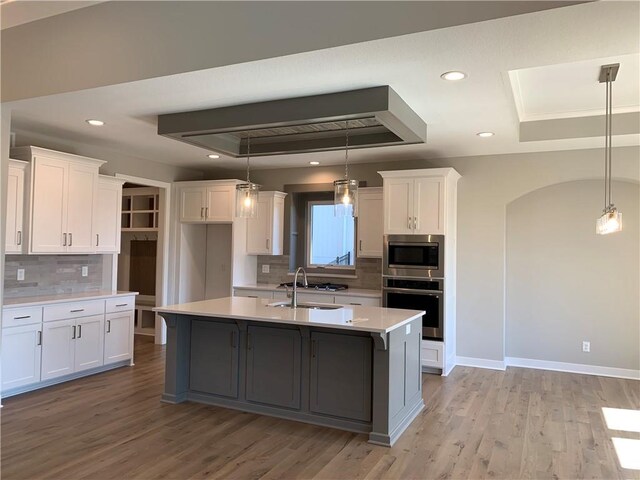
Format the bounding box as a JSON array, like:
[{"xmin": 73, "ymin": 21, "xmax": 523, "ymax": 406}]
[
  {"xmin": 309, "ymin": 161, "xmax": 320, "ymax": 166},
  {"xmin": 86, "ymin": 119, "xmax": 105, "ymax": 126},
  {"xmin": 476, "ymin": 132, "xmax": 495, "ymax": 137},
  {"xmin": 207, "ymin": 154, "xmax": 220, "ymax": 159},
  {"xmin": 440, "ymin": 71, "xmax": 467, "ymax": 81}
]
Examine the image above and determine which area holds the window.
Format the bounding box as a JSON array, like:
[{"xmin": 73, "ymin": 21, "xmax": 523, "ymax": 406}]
[{"xmin": 307, "ymin": 201, "xmax": 355, "ymax": 269}]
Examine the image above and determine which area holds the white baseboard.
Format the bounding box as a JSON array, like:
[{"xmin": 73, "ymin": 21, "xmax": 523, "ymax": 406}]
[
  {"xmin": 455, "ymin": 356, "xmax": 505, "ymax": 371},
  {"xmin": 505, "ymin": 357, "xmax": 640, "ymax": 380}
]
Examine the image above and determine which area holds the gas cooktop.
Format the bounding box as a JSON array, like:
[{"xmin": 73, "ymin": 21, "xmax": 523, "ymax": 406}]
[{"xmin": 278, "ymin": 282, "xmax": 349, "ymax": 292}]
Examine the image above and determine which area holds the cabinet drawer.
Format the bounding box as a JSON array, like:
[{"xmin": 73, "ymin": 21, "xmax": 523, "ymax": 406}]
[
  {"xmin": 2, "ymin": 306, "xmax": 43, "ymax": 327},
  {"xmin": 106, "ymin": 296, "xmax": 135, "ymax": 313},
  {"xmin": 334, "ymin": 295, "xmax": 381, "ymax": 307},
  {"xmin": 44, "ymin": 300, "xmax": 105, "ymax": 322},
  {"xmin": 421, "ymin": 339, "xmax": 444, "ymax": 369}
]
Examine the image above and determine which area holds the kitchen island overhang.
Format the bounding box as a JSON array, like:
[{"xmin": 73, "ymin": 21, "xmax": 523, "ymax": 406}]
[{"xmin": 155, "ymin": 297, "xmax": 425, "ymax": 447}]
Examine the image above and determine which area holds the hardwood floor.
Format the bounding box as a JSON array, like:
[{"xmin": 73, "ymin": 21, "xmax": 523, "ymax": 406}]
[{"xmin": 1, "ymin": 336, "xmax": 638, "ymax": 479}]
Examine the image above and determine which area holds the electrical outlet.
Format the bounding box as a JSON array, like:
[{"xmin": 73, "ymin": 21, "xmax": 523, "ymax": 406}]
[
  {"xmin": 81, "ymin": 266, "xmax": 89, "ymax": 277},
  {"xmin": 262, "ymin": 264, "xmax": 270, "ymax": 274},
  {"xmin": 17, "ymin": 268, "xmax": 25, "ymax": 281},
  {"xmin": 405, "ymin": 324, "xmax": 411, "ymax": 335},
  {"xmin": 582, "ymin": 341, "xmax": 590, "ymax": 353}
]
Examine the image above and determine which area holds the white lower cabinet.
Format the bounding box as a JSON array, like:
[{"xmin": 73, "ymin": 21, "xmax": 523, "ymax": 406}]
[
  {"xmin": 104, "ymin": 311, "xmax": 134, "ymax": 365},
  {"xmin": 421, "ymin": 339, "xmax": 444, "ymax": 369},
  {"xmin": 41, "ymin": 318, "xmax": 76, "ymax": 381},
  {"xmin": 1, "ymin": 323, "xmax": 42, "ymax": 390},
  {"xmin": 74, "ymin": 315, "xmax": 105, "ymax": 372}
]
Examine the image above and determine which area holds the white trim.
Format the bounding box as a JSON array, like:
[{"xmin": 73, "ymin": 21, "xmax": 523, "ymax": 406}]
[
  {"xmin": 442, "ymin": 359, "xmax": 456, "ymax": 377},
  {"xmin": 455, "ymin": 356, "xmax": 506, "ymax": 371},
  {"xmin": 505, "ymin": 357, "xmax": 640, "ymax": 381}
]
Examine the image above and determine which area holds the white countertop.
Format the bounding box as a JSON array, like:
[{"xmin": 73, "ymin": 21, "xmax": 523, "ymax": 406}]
[
  {"xmin": 3, "ymin": 291, "xmax": 139, "ymax": 308},
  {"xmin": 154, "ymin": 296, "xmax": 422, "ymax": 334},
  {"xmin": 234, "ymin": 284, "xmax": 381, "ymax": 299}
]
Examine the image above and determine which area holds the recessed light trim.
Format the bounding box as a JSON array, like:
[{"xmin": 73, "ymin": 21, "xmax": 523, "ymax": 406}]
[
  {"xmin": 309, "ymin": 161, "xmax": 320, "ymax": 166},
  {"xmin": 441, "ymin": 71, "xmax": 467, "ymax": 81},
  {"xmin": 476, "ymin": 131, "xmax": 495, "ymax": 138},
  {"xmin": 86, "ymin": 119, "xmax": 105, "ymax": 126},
  {"xmin": 207, "ymin": 154, "xmax": 220, "ymax": 159}
]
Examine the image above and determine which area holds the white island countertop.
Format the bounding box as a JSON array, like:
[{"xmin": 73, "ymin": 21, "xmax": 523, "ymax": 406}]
[{"xmin": 154, "ymin": 296, "xmax": 423, "ymax": 334}]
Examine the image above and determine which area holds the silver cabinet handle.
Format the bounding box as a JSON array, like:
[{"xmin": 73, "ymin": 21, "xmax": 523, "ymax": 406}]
[
  {"xmin": 72, "ymin": 326, "xmax": 76, "ymax": 339},
  {"xmin": 63, "ymin": 233, "xmax": 67, "ymax": 246},
  {"xmin": 37, "ymin": 331, "xmax": 42, "ymax": 346},
  {"xmin": 359, "ymin": 239, "xmax": 362, "ymax": 251},
  {"xmin": 115, "ymin": 303, "xmax": 128, "ymax": 307},
  {"xmin": 17, "ymin": 230, "xmax": 22, "ymax": 246},
  {"xmin": 96, "ymin": 234, "xmax": 99, "ymax": 247},
  {"xmin": 69, "ymin": 233, "xmax": 73, "ymax": 246},
  {"xmin": 266, "ymin": 238, "xmax": 270, "ymax": 250},
  {"xmin": 408, "ymin": 217, "xmax": 412, "ymax": 229},
  {"xmin": 78, "ymin": 324, "xmax": 82, "ymax": 338},
  {"xmin": 70, "ymin": 309, "xmax": 84, "ymax": 313},
  {"xmin": 200, "ymin": 207, "xmax": 204, "ymax": 219},
  {"xmin": 413, "ymin": 217, "xmax": 417, "ymax": 230},
  {"xmin": 14, "ymin": 315, "xmax": 31, "ymax": 320},
  {"xmin": 107, "ymin": 320, "xmax": 111, "ymax": 333},
  {"xmin": 205, "ymin": 207, "xmax": 209, "ymax": 219}
]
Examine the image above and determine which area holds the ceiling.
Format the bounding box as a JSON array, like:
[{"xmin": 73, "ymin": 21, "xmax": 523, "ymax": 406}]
[
  {"xmin": 4, "ymin": 1, "xmax": 639, "ymax": 172},
  {"xmin": 0, "ymin": 1, "xmax": 103, "ymax": 30}
]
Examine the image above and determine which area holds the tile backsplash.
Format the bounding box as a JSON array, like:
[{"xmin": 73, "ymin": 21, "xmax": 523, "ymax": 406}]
[
  {"xmin": 4, "ymin": 255, "xmax": 104, "ymax": 299},
  {"xmin": 256, "ymin": 255, "xmax": 381, "ymax": 290}
]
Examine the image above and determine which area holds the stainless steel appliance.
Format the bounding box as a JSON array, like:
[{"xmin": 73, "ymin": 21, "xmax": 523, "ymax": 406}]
[
  {"xmin": 382, "ymin": 277, "xmax": 443, "ymax": 340},
  {"xmin": 383, "ymin": 234, "xmax": 444, "ymax": 278}
]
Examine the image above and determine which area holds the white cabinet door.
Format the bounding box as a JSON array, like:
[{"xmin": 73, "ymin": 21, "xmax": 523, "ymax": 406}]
[
  {"xmin": 414, "ymin": 177, "xmax": 444, "ymax": 235},
  {"xmin": 247, "ymin": 196, "xmax": 271, "ymax": 255},
  {"xmin": 30, "ymin": 156, "xmax": 68, "ymax": 253},
  {"xmin": 74, "ymin": 315, "xmax": 105, "ymax": 372},
  {"xmin": 1, "ymin": 324, "xmax": 42, "ymax": 390},
  {"xmin": 41, "ymin": 318, "xmax": 75, "ymax": 380},
  {"xmin": 104, "ymin": 311, "xmax": 133, "ymax": 365},
  {"xmin": 357, "ymin": 188, "xmax": 383, "ymax": 258},
  {"xmin": 180, "ymin": 187, "xmax": 206, "ymax": 222},
  {"xmin": 384, "ymin": 178, "xmax": 414, "ymax": 234},
  {"xmin": 206, "ymin": 186, "xmax": 234, "ymax": 222},
  {"xmin": 95, "ymin": 177, "xmax": 123, "ymax": 253},
  {"xmin": 5, "ymin": 161, "xmax": 26, "ymax": 254},
  {"xmin": 66, "ymin": 163, "xmax": 97, "ymax": 253}
]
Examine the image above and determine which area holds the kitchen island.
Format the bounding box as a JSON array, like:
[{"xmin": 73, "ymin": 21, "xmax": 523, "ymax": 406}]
[{"xmin": 154, "ymin": 296, "xmax": 425, "ymax": 446}]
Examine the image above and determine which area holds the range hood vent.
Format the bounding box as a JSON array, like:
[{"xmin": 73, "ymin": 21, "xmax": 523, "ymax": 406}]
[{"xmin": 157, "ymin": 86, "xmax": 426, "ymax": 157}]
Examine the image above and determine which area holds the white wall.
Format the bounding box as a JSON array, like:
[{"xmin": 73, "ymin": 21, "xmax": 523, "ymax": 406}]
[
  {"xmin": 506, "ymin": 180, "xmax": 639, "ymax": 370},
  {"xmin": 212, "ymin": 146, "xmax": 640, "ymax": 368}
]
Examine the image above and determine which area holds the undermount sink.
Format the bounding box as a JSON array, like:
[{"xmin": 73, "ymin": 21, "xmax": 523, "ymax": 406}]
[{"xmin": 267, "ymin": 301, "xmax": 343, "ymax": 310}]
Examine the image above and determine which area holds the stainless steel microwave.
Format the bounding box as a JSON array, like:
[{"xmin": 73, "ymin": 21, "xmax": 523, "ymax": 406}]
[{"xmin": 383, "ymin": 234, "xmax": 444, "ymax": 278}]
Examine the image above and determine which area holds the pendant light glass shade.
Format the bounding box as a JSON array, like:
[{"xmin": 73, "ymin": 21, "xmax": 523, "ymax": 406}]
[
  {"xmin": 596, "ymin": 64, "xmax": 622, "ymax": 235},
  {"xmin": 236, "ymin": 133, "xmax": 260, "ymax": 218},
  {"xmin": 334, "ymin": 121, "xmax": 358, "ymax": 217}
]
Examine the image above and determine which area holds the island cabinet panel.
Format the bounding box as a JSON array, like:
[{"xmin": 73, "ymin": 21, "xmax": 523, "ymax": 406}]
[
  {"xmin": 246, "ymin": 325, "xmax": 301, "ymax": 409},
  {"xmin": 189, "ymin": 320, "xmax": 239, "ymax": 398},
  {"xmin": 309, "ymin": 332, "xmax": 372, "ymax": 422}
]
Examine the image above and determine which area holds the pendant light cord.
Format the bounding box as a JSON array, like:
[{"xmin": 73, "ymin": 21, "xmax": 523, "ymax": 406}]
[
  {"xmin": 344, "ymin": 121, "xmax": 349, "ymax": 180},
  {"xmin": 246, "ymin": 133, "xmax": 251, "ymax": 184},
  {"xmin": 607, "ymin": 73, "xmax": 613, "ymax": 209}
]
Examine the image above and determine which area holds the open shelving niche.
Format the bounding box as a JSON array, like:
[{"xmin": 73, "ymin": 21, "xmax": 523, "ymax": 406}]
[{"xmin": 119, "ymin": 186, "xmax": 160, "ymax": 336}]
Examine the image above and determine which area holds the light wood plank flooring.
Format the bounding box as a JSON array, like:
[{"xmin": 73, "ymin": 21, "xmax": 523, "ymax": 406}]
[{"xmin": 1, "ymin": 336, "xmax": 638, "ymax": 479}]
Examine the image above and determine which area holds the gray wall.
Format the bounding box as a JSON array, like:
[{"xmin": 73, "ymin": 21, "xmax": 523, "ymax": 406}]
[
  {"xmin": 211, "ymin": 146, "xmax": 640, "ymax": 367},
  {"xmin": 506, "ymin": 180, "xmax": 639, "ymax": 370}
]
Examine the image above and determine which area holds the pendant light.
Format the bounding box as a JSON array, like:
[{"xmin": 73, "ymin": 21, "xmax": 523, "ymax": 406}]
[
  {"xmin": 236, "ymin": 133, "xmax": 260, "ymax": 218},
  {"xmin": 596, "ymin": 63, "xmax": 622, "ymax": 235},
  {"xmin": 334, "ymin": 121, "xmax": 358, "ymax": 217}
]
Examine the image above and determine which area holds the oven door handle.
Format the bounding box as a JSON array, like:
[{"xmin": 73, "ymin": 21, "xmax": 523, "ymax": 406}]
[{"xmin": 383, "ymin": 287, "xmax": 442, "ymax": 295}]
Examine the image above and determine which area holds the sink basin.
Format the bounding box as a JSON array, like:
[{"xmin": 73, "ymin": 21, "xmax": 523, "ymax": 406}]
[{"xmin": 267, "ymin": 301, "xmax": 343, "ymax": 310}]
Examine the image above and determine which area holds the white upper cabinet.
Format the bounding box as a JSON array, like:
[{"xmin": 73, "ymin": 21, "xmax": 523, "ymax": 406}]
[
  {"xmin": 247, "ymin": 191, "xmax": 286, "ymax": 255},
  {"xmin": 11, "ymin": 146, "xmax": 105, "ymax": 254},
  {"xmin": 357, "ymin": 187, "xmax": 383, "ymax": 258},
  {"xmin": 5, "ymin": 160, "xmax": 27, "ymax": 254},
  {"xmin": 379, "ymin": 169, "xmax": 459, "ymax": 235},
  {"xmin": 178, "ymin": 181, "xmax": 240, "ymax": 223},
  {"xmin": 94, "ymin": 176, "xmax": 125, "ymax": 253}
]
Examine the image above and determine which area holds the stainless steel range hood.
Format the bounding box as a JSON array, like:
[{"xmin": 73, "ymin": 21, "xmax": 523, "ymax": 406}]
[{"xmin": 157, "ymin": 86, "xmax": 426, "ymax": 157}]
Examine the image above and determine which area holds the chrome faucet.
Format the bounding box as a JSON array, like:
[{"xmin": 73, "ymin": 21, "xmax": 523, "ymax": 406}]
[{"xmin": 291, "ymin": 267, "xmax": 308, "ymax": 308}]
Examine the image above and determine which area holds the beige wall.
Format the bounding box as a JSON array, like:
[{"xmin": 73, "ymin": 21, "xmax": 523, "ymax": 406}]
[
  {"xmin": 506, "ymin": 180, "xmax": 639, "ymax": 369},
  {"xmin": 211, "ymin": 146, "xmax": 640, "ymax": 365}
]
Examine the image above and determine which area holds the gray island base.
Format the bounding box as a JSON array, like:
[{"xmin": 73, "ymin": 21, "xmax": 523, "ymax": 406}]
[{"xmin": 155, "ymin": 297, "xmax": 425, "ymax": 447}]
